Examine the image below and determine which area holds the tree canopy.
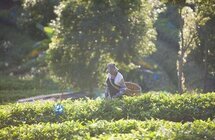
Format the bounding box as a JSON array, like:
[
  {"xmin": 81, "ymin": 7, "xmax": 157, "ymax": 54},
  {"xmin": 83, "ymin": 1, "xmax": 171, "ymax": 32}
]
[{"xmin": 47, "ymin": 0, "xmax": 160, "ymax": 91}]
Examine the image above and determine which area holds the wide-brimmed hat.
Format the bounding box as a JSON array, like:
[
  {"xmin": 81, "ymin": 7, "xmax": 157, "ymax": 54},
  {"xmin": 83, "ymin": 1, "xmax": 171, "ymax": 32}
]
[{"xmin": 107, "ymin": 63, "xmax": 119, "ymax": 71}]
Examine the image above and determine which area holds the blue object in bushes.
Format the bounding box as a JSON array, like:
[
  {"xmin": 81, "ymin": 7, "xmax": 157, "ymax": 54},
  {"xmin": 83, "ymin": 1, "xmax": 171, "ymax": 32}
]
[
  {"xmin": 54, "ymin": 103, "xmax": 64, "ymax": 116},
  {"xmin": 153, "ymin": 73, "xmax": 159, "ymax": 81}
]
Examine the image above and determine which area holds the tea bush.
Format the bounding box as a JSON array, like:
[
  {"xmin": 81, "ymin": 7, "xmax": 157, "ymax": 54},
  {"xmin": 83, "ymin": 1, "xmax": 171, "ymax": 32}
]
[
  {"xmin": 0, "ymin": 119, "xmax": 214, "ymax": 140},
  {"xmin": 1, "ymin": 92, "xmax": 214, "ymax": 128}
]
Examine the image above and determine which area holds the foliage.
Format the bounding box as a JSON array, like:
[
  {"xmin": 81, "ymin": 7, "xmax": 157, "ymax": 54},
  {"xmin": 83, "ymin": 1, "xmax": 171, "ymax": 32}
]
[
  {"xmin": 0, "ymin": 24, "xmax": 36, "ymax": 72},
  {"xmin": 152, "ymin": 4, "xmax": 180, "ymax": 90},
  {"xmin": 194, "ymin": 0, "xmax": 215, "ymax": 18},
  {"xmin": 155, "ymin": 18, "xmax": 179, "ymax": 44},
  {"xmin": 155, "ymin": 4, "xmax": 180, "ymax": 45},
  {"xmin": 47, "ymin": 0, "xmax": 161, "ymax": 91},
  {"xmin": 160, "ymin": 0, "xmax": 215, "ymax": 93},
  {"xmin": 17, "ymin": 0, "xmax": 60, "ymax": 38},
  {"xmin": 0, "ymin": 119, "xmax": 214, "ymax": 139},
  {"xmin": 197, "ymin": 17, "xmax": 215, "ymax": 76},
  {"xmin": 0, "ymin": 23, "xmax": 50, "ymax": 79},
  {"xmin": 194, "ymin": 0, "xmax": 215, "ymax": 78},
  {"xmin": 0, "ymin": 92, "xmax": 214, "ymax": 128}
]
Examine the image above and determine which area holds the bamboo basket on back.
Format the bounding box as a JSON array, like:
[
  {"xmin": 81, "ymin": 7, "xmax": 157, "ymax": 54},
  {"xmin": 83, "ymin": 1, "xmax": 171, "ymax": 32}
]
[{"xmin": 125, "ymin": 82, "xmax": 142, "ymax": 96}]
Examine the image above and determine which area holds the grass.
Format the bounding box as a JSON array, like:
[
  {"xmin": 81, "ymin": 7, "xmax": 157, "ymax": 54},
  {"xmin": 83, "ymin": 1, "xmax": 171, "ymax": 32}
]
[
  {"xmin": 0, "ymin": 89, "xmax": 60, "ymax": 104},
  {"xmin": 0, "ymin": 75, "xmax": 61, "ymax": 104}
]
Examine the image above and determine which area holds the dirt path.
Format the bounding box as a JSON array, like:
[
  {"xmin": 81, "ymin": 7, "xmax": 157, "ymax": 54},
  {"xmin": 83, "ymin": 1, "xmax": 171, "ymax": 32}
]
[{"xmin": 17, "ymin": 91, "xmax": 90, "ymax": 103}]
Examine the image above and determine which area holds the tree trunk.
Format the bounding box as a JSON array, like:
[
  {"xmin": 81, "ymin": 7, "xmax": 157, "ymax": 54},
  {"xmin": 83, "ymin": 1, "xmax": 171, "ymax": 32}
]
[
  {"xmin": 177, "ymin": 56, "xmax": 183, "ymax": 94},
  {"xmin": 177, "ymin": 51, "xmax": 186, "ymax": 94},
  {"xmin": 203, "ymin": 43, "xmax": 208, "ymax": 93},
  {"xmin": 177, "ymin": 7, "xmax": 186, "ymax": 94}
]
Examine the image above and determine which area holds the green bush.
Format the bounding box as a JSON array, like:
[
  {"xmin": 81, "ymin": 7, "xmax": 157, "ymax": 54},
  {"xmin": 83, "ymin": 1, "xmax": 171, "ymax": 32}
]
[
  {"xmin": 0, "ymin": 119, "xmax": 214, "ymax": 140},
  {"xmin": 0, "ymin": 92, "xmax": 214, "ymax": 128}
]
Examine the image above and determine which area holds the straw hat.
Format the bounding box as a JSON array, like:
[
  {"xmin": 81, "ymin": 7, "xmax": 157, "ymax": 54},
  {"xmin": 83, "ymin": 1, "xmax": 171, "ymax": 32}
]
[{"xmin": 107, "ymin": 63, "xmax": 119, "ymax": 71}]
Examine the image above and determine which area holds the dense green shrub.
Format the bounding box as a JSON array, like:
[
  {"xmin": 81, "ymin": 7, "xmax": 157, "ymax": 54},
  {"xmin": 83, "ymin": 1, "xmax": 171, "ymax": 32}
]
[
  {"xmin": 0, "ymin": 119, "xmax": 214, "ymax": 140},
  {"xmin": 1, "ymin": 92, "xmax": 214, "ymax": 128}
]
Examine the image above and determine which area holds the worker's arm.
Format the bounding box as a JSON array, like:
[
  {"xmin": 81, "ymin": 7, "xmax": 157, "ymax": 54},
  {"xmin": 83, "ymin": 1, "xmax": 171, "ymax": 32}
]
[{"xmin": 112, "ymin": 79, "xmax": 127, "ymax": 98}]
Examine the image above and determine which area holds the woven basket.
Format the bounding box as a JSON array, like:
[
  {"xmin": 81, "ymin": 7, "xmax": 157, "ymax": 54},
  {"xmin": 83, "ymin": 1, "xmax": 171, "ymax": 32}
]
[{"xmin": 125, "ymin": 82, "xmax": 142, "ymax": 96}]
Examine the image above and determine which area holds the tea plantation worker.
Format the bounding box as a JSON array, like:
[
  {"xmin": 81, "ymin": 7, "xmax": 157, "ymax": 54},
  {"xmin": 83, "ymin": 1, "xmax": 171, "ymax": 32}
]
[{"xmin": 104, "ymin": 63, "xmax": 127, "ymax": 99}]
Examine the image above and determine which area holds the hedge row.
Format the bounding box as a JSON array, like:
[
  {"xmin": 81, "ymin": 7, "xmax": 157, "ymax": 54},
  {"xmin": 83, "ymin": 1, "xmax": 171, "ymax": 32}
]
[
  {"xmin": 1, "ymin": 119, "xmax": 215, "ymax": 140},
  {"xmin": 0, "ymin": 92, "xmax": 215, "ymax": 128}
]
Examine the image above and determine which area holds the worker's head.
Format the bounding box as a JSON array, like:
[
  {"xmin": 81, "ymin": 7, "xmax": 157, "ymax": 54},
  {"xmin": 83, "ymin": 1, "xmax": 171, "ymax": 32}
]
[{"xmin": 107, "ymin": 63, "xmax": 118, "ymax": 75}]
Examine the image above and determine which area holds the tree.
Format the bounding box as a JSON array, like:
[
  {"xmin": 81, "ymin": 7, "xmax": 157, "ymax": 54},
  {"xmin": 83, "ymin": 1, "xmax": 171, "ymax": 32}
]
[
  {"xmin": 199, "ymin": 18, "xmax": 215, "ymax": 92},
  {"xmin": 194, "ymin": 0, "xmax": 215, "ymax": 92},
  {"xmin": 197, "ymin": 18, "xmax": 215, "ymax": 92},
  {"xmin": 17, "ymin": 0, "xmax": 60, "ymax": 38},
  {"xmin": 47, "ymin": 0, "xmax": 159, "ymax": 92},
  {"xmin": 162, "ymin": 0, "xmax": 215, "ymax": 93},
  {"xmin": 177, "ymin": 6, "xmax": 199, "ymax": 93}
]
